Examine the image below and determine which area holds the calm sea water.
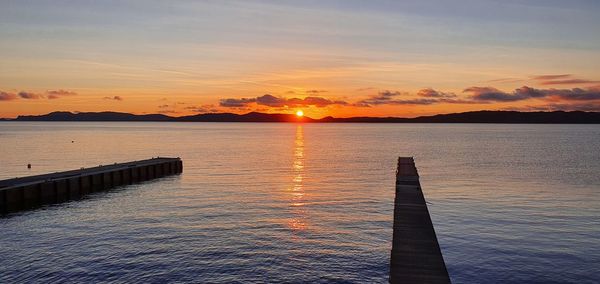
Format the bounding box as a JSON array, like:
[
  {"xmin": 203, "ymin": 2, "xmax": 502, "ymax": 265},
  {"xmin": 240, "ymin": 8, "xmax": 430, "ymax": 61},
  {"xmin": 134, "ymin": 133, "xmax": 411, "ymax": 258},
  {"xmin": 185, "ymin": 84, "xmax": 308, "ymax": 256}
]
[{"xmin": 0, "ymin": 122, "xmax": 599, "ymax": 283}]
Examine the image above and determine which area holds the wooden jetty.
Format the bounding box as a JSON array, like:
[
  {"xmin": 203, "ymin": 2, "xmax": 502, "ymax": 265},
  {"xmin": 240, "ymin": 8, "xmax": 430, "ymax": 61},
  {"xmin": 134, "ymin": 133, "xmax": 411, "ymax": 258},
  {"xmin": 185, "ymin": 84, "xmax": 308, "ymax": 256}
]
[
  {"xmin": 0, "ymin": 157, "xmax": 183, "ymax": 214},
  {"xmin": 390, "ymin": 157, "xmax": 450, "ymax": 283}
]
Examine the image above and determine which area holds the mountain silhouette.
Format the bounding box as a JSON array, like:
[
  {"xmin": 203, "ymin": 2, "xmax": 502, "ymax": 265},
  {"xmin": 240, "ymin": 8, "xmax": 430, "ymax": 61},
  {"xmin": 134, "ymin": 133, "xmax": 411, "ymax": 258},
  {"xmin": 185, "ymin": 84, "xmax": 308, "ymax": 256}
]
[{"xmin": 9, "ymin": 110, "xmax": 600, "ymax": 123}]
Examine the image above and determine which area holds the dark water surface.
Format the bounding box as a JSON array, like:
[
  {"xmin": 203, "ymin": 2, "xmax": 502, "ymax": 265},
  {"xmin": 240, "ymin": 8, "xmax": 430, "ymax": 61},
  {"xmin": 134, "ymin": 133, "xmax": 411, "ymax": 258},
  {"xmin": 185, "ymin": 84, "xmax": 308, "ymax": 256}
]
[{"xmin": 1, "ymin": 122, "xmax": 599, "ymax": 283}]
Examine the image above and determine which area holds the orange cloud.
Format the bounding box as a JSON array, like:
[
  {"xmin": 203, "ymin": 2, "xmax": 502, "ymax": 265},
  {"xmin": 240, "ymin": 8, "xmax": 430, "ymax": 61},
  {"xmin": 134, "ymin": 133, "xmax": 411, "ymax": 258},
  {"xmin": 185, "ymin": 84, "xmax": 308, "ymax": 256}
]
[
  {"xmin": 0, "ymin": 91, "xmax": 17, "ymax": 101},
  {"xmin": 103, "ymin": 96, "xmax": 123, "ymax": 101},
  {"xmin": 219, "ymin": 94, "xmax": 348, "ymax": 108},
  {"xmin": 18, "ymin": 91, "xmax": 44, "ymax": 99},
  {"xmin": 532, "ymin": 74, "xmax": 600, "ymax": 85},
  {"xmin": 47, "ymin": 89, "xmax": 77, "ymax": 99},
  {"xmin": 466, "ymin": 86, "xmax": 600, "ymax": 102},
  {"xmin": 0, "ymin": 89, "xmax": 77, "ymax": 100}
]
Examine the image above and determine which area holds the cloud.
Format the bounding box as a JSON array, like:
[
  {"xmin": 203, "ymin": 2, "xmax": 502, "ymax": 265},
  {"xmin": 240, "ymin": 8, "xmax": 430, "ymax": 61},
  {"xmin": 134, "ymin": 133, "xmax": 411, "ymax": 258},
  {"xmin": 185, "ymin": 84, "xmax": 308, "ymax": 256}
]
[
  {"xmin": 18, "ymin": 91, "xmax": 44, "ymax": 99},
  {"xmin": 2, "ymin": 89, "xmax": 77, "ymax": 101},
  {"xmin": 288, "ymin": 97, "xmax": 348, "ymax": 107},
  {"xmin": 466, "ymin": 86, "xmax": 600, "ymax": 102},
  {"xmin": 465, "ymin": 86, "xmax": 531, "ymax": 102},
  {"xmin": 532, "ymin": 74, "xmax": 571, "ymax": 80},
  {"xmin": 157, "ymin": 110, "xmax": 179, "ymax": 114},
  {"xmin": 306, "ymin": 89, "xmax": 327, "ymax": 94},
  {"xmin": 158, "ymin": 104, "xmax": 169, "ymax": 108},
  {"xmin": 255, "ymin": 94, "xmax": 285, "ymax": 107},
  {"xmin": 0, "ymin": 91, "xmax": 18, "ymax": 101},
  {"xmin": 486, "ymin": 78, "xmax": 524, "ymax": 84},
  {"xmin": 417, "ymin": 88, "xmax": 457, "ymax": 98},
  {"xmin": 532, "ymin": 74, "xmax": 600, "ymax": 85},
  {"xmin": 184, "ymin": 104, "xmax": 219, "ymax": 113},
  {"xmin": 540, "ymin": 87, "xmax": 600, "ymax": 101},
  {"xmin": 540, "ymin": 79, "xmax": 600, "ymax": 85},
  {"xmin": 220, "ymin": 94, "xmax": 349, "ymax": 108},
  {"xmin": 356, "ymin": 87, "xmax": 376, "ymax": 92},
  {"xmin": 355, "ymin": 89, "xmax": 473, "ymax": 106},
  {"xmin": 355, "ymin": 90, "xmax": 403, "ymax": 106},
  {"xmin": 47, "ymin": 89, "xmax": 77, "ymax": 99},
  {"xmin": 219, "ymin": 97, "xmax": 256, "ymax": 107},
  {"xmin": 103, "ymin": 96, "xmax": 123, "ymax": 101}
]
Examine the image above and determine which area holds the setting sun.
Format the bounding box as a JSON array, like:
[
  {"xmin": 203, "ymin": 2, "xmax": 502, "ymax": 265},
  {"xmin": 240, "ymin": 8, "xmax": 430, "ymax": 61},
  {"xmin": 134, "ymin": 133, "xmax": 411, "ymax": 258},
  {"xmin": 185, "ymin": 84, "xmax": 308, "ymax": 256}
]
[{"xmin": 296, "ymin": 110, "xmax": 304, "ymax": 117}]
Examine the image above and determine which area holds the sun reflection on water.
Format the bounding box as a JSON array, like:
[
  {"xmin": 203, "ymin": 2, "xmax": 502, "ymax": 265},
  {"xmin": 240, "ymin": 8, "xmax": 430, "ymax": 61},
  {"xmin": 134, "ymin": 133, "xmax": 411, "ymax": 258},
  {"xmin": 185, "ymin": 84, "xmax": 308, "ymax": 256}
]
[{"xmin": 288, "ymin": 125, "xmax": 307, "ymax": 231}]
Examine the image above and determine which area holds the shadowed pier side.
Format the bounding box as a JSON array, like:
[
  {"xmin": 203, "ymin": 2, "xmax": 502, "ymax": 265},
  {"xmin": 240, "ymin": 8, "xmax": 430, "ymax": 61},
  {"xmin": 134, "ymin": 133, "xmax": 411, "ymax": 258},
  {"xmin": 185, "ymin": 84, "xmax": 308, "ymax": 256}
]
[
  {"xmin": 390, "ymin": 157, "xmax": 450, "ymax": 283},
  {"xmin": 0, "ymin": 157, "xmax": 183, "ymax": 215}
]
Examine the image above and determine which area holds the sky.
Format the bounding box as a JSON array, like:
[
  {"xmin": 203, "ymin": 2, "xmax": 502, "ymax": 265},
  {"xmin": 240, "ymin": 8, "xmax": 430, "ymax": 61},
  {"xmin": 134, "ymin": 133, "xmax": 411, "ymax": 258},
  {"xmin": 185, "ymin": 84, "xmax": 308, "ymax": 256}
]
[{"xmin": 1, "ymin": 0, "xmax": 600, "ymax": 118}]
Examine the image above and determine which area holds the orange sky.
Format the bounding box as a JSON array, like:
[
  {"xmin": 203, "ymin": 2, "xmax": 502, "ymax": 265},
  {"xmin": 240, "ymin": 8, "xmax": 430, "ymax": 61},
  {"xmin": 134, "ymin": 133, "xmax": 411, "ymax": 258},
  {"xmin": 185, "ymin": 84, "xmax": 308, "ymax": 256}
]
[{"xmin": 1, "ymin": 1, "xmax": 600, "ymax": 118}]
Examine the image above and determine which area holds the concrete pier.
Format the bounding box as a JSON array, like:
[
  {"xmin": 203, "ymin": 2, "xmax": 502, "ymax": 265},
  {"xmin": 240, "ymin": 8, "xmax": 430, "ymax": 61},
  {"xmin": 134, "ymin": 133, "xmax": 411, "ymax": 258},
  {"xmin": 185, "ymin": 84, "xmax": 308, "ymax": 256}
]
[
  {"xmin": 389, "ymin": 157, "xmax": 450, "ymax": 283},
  {"xmin": 0, "ymin": 157, "xmax": 182, "ymax": 214}
]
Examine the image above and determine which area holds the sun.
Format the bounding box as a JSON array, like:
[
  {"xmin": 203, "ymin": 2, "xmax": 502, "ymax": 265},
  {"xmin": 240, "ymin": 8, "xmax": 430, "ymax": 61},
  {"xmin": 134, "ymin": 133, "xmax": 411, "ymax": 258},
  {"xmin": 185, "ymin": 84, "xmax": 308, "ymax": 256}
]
[{"xmin": 296, "ymin": 110, "xmax": 304, "ymax": 117}]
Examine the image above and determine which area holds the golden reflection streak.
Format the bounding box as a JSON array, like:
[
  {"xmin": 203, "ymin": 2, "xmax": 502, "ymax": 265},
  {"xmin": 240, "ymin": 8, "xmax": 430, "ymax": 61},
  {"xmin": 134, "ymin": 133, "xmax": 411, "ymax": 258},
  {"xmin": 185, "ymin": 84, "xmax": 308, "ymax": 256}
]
[{"xmin": 288, "ymin": 124, "xmax": 307, "ymax": 231}]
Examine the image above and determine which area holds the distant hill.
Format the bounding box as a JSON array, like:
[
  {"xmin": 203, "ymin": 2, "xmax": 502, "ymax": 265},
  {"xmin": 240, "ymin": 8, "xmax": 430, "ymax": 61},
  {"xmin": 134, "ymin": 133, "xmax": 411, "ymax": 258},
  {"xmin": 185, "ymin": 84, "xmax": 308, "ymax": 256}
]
[
  {"xmin": 15, "ymin": 111, "xmax": 172, "ymax": 121},
  {"xmin": 6, "ymin": 110, "xmax": 600, "ymax": 123},
  {"xmin": 175, "ymin": 112, "xmax": 319, "ymax": 122},
  {"xmin": 400, "ymin": 111, "xmax": 600, "ymax": 124}
]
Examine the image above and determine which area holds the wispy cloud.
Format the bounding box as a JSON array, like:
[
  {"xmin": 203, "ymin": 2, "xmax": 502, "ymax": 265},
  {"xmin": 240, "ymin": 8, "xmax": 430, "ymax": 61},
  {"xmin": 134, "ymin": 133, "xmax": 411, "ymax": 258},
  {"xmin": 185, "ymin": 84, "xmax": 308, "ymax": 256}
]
[
  {"xmin": 219, "ymin": 94, "xmax": 349, "ymax": 108},
  {"xmin": 465, "ymin": 86, "xmax": 600, "ymax": 102},
  {"xmin": 219, "ymin": 97, "xmax": 257, "ymax": 107},
  {"xmin": 306, "ymin": 89, "xmax": 327, "ymax": 94},
  {"xmin": 0, "ymin": 89, "xmax": 77, "ymax": 101},
  {"xmin": 465, "ymin": 86, "xmax": 530, "ymax": 102},
  {"xmin": 532, "ymin": 74, "xmax": 600, "ymax": 85},
  {"xmin": 486, "ymin": 78, "xmax": 524, "ymax": 84},
  {"xmin": 103, "ymin": 96, "xmax": 123, "ymax": 101},
  {"xmin": 354, "ymin": 90, "xmax": 404, "ymax": 106},
  {"xmin": 184, "ymin": 104, "xmax": 219, "ymax": 113},
  {"xmin": 417, "ymin": 88, "xmax": 457, "ymax": 98},
  {"xmin": 0, "ymin": 91, "xmax": 18, "ymax": 101},
  {"xmin": 356, "ymin": 87, "xmax": 376, "ymax": 92},
  {"xmin": 532, "ymin": 74, "xmax": 572, "ymax": 80},
  {"xmin": 540, "ymin": 79, "xmax": 600, "ymax": 85},
  {"xmin": 355, "ymin": 89, "xmax": 473, "ymax": 106},
  {"xmin": 18, "ymin": 91, "xmax": 44, "ymax": 99},
  {"xmin": 47, "ymin": 89, "xmax": 77, "ymax": 99},
  {"xmin": 157, "ymin": 110, "xmax": 179, "ymax": 114}
]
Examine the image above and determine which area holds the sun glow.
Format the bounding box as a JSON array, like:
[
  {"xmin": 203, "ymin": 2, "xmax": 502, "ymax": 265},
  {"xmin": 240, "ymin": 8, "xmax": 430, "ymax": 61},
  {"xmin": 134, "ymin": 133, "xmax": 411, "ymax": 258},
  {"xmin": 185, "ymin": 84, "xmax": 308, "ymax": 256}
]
[{"xmin": 296, "ymin": 110, "xmax": 304, "ymax": 117}]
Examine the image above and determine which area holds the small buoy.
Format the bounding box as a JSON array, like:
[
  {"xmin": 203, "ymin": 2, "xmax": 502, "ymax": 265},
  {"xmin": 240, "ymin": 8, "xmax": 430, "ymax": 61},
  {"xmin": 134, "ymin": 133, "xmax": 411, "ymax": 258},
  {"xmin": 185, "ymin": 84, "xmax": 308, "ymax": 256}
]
[{"xmin": 27, "ymin": 163, "xmax": 31, "ymax": 169}]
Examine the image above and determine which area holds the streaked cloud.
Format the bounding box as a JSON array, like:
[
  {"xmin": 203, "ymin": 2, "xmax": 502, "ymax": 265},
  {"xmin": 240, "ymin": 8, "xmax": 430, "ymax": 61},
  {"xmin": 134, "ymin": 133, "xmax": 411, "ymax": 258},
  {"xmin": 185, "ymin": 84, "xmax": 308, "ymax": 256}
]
[
  {"xmin": 220, "ymin": 94, "xmax": 349, "ymax": 108},
  {"xmin": 47, "ymin": 89, "xmax": 77, "ymax": 99},
  {"xmin": 221, "ymin": 86, "xmax": 600, "ymax": 110},
  {"xmin": 417, "ymin": 88, "xmax": 457, "ymax": 98},
  {"xmin": 532, "ymin": 74, "xmax": 600, "ymax": 85},
  {"xmin": 219, "ymin": 97, "xmax": 257, "ymax": 107},
  {"xmin": 103, "ymin": 96, "xmax": 123, "ymax": 101},
  {"xmin": 18, "ymin": 91, "xmax": 44, "ymax": 99},
  {"xmin": 355, "ymin": 89, "xmax": 474, "ymax": 106},
  {"xmin": 1, "ymin": 90, "xmax": 77, "ymax": 101},
  {"xmin": 466, "ymin": 86, "xmax": 600, "ymax": 102},
  {"xmin": 0, "ymin": 91, "xmax": 18, "ymax": 101},
  {"xmin": 540, "ymin": 79, "xmax": 600, "ymax": 85},
  {"xmin": 532, "ymin": 74, "xmax": 572, "ymax": 80},
  {"xmin": 0, "ymin": 91, "xmax": 17, "ymax": 101},
  {"xmin": 306, "ymin": 90, "xmax": 328, "ymax": 94},
  {"xmin": 184, "ymin": 104, "xmax": 219, "ymax": 113}
]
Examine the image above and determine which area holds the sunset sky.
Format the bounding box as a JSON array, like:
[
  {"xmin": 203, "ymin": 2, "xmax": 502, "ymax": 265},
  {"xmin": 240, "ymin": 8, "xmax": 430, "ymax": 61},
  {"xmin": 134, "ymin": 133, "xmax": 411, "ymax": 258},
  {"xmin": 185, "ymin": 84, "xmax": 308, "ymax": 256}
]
[{"xmin": 1, "ymin": 0, "xmax": 600, "ymax": 118}]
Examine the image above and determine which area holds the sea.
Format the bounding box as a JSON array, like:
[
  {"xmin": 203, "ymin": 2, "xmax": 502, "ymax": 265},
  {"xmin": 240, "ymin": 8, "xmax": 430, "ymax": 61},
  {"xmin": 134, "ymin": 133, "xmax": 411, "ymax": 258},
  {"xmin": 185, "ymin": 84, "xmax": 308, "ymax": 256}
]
[{"xmin": 0, "ymin": 122, "xmax": 598, "ymax": 283}]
